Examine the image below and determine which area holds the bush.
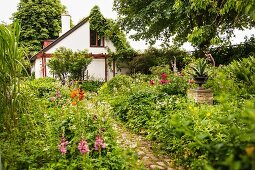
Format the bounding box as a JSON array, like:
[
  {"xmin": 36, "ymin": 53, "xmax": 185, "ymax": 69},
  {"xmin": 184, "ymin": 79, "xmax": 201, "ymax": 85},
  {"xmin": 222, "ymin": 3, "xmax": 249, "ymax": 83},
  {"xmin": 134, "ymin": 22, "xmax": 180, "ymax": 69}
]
[
  {"xmin": 206, "ymin": 56, "xmax": 255, "ymax": 98},
  {"xmin": 80, "ymin": 80, "xmax": 104, "ymax": 92}
]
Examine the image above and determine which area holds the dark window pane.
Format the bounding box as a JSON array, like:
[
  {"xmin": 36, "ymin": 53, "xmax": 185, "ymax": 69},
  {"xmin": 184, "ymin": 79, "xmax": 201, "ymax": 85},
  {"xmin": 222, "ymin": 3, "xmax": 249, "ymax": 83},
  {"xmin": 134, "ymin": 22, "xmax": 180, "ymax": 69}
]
[{"xmin": 90, "ymin": 30, "xmax": 97, "ymax": 46}]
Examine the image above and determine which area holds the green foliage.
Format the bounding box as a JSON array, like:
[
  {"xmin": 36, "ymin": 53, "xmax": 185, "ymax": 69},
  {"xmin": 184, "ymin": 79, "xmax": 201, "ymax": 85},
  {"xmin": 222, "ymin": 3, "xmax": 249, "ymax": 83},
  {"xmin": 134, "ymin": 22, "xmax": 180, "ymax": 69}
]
[
  {"xmin": 0, "ymin": 22, "xmax": 28, "ymax": 132},
  {"xmin": 190, "ymin": 58, "xmax": 208, "ymax": 77},
  {"xmin": 99, "ymin": 65, "xmax": 255, "ymax": 169},
  {"xmin": 193, "ymin": 36, "xmax": 255, "ymax": 65},
  {"xmin": 28, "ymin": 78, "xmax": 58, "ymax": 97},
  {"xmin": 129, "ymin": 47, "xmax": 192, "ymax": 74},
  {"xmin": 13, "ymin": 0, "xmax": 65, "ymax": 53},
  {"xmin": 80, "ymin": 80, "xmax": 104, "ymax": 92},
  {"xmin": 99, "ymin": 74, "xmax": 133, "ymax": 96},
  {"xmin": 206, "ymin": 56, "xmax": 255, "ymax": 97},
  {"xmin": 48, "ymin": 47, "xmax": 92, "ymax": 81},
  {"xmin": 0, "ymin": 79, "xmax": 143, "ymax": 169},
  {"xmin": 113, "ymin": 0, "xmax": 254, "ymax": 50}
]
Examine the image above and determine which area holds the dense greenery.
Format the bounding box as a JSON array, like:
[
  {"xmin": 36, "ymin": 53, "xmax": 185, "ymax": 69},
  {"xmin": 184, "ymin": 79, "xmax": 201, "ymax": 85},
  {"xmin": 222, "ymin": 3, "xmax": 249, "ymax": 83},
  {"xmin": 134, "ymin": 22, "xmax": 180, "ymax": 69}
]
[
  {"xmin": 113, "ymin": 0, "xmax": 255, "ymax": 50},
  {"xmin": 0, "ymin": 22, "xmax": 27, "ymax": 132},
  {"xmin": 0, "ymin": 78, "xmax": 142, "ymax": 169},
  {"xmin": 200, "ymin": 36, "xmax": 255, "ymax": 65},
  {"xmin": 48, "ymin": 47, "xmax": 92, "ymax": 81},
  {"xmin": 13, "ymin": 0, "xmax": 65, "ymax": 53},
  {"xmin": 99, "ymin": 57, "xmax": 255, "ymax": 169},
  {"xmin": 129, "ymin": 46, "xmax": 191, "ymax": 74}
]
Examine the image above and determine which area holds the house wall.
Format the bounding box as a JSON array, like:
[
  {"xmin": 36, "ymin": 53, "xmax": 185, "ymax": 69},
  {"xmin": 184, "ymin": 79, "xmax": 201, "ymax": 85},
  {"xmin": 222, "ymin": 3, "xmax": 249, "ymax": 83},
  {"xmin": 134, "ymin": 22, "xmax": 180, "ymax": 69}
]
[
  {"xmin": 46, "ymin": 22, "xmax": 116, "ymax": 54},
  {"xmin": 46, "ymin": 58, "xmax": 53, "ymax": 77},
  {"xmin": 34, "ymin": 58, "xmax": 42, "ymax": 78},
  {"xmin": 33, "ymin": 21, "xmax": 124, "ymax": 80}
]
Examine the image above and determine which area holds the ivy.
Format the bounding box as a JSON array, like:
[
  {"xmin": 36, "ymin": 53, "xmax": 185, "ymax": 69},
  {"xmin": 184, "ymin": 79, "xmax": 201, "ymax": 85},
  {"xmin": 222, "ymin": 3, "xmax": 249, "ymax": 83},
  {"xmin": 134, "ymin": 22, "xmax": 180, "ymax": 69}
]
[{"xmin": 89, "ymin": 6, "xmax": 136, "ymax": 64}]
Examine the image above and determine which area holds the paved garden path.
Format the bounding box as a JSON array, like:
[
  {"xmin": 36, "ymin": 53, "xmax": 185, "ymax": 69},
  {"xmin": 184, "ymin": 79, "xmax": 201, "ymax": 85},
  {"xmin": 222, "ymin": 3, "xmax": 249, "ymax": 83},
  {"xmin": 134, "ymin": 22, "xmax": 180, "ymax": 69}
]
[{"xmin": 112, "ymin": 121, "xmax": 183, "ymax": 170}]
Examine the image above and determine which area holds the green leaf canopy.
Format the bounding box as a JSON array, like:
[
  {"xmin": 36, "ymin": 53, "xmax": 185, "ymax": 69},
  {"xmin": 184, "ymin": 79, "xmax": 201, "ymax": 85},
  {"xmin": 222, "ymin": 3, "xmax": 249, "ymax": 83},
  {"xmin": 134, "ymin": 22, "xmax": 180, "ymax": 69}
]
[{"xmin": 113, "ymin": 0, "xmax": 255, "ymax": 50}]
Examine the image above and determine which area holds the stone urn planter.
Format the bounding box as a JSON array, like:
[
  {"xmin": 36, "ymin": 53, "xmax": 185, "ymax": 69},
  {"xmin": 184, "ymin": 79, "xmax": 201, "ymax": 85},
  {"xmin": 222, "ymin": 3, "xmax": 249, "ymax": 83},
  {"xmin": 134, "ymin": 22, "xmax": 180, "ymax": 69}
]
[
  {"xmin": 188, "ymin": 59, "xmax": 213, "ymax": 104},
  {"xmin": 193, "ymin": 76, "xmax": 208, "ymax": 88}
]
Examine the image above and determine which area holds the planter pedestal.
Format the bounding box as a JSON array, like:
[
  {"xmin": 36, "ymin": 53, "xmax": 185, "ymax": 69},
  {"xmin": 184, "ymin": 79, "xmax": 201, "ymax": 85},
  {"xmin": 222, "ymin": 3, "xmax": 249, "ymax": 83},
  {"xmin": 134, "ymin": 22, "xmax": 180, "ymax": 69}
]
[{"xmin": 187, "ymin": 88, "xmax": 213, "ymax": 105}]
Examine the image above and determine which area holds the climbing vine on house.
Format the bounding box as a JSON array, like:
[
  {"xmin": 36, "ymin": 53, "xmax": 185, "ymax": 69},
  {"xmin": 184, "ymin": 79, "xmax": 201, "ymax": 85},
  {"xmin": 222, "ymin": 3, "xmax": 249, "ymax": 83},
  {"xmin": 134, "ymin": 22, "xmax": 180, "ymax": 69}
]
[{"xmin": 89, "ymin": 6, "xmax": 136, "ymax": 65}]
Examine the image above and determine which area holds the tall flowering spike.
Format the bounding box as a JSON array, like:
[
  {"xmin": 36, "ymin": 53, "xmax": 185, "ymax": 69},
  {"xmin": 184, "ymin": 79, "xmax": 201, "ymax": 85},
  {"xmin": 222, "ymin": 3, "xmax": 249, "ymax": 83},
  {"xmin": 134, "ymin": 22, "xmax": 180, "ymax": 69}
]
[
  {"xmin": 161, "ymin": 73, "xmax": 167, "ymax": 79},
  {"xmin": 94, "ymin": 136, "xmax": 106, "ymax": 151},
  {"xmin": 78, "ymin": 139, "xmax": 90, "ymax": 154},
  {"xmin": 58, "ymin": 137, "xmax": 68, "ymax": 155}
]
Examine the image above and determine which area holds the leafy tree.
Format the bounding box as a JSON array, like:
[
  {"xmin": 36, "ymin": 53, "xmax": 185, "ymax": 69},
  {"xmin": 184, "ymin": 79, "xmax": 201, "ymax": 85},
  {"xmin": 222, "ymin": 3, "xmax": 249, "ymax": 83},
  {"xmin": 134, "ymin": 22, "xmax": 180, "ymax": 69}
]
[
  {"xmin": 48, "ymin": 47, "xmax": 92, "ymax": 81},
  {"xmin": 13, "ymin": 0, "xmax": 65, "ymax": 54},
  {"xmin": 113, "ymin": 0, "xmax": 255, "ymax": 51}
]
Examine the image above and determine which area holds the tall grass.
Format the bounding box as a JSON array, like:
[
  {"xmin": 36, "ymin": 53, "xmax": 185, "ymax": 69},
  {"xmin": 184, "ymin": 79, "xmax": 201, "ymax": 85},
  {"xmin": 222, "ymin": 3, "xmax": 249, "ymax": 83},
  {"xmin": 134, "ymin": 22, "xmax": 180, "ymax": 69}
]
[{"xmin": 0, "ymin": 21, "xmax": 26, "ymax": 132}]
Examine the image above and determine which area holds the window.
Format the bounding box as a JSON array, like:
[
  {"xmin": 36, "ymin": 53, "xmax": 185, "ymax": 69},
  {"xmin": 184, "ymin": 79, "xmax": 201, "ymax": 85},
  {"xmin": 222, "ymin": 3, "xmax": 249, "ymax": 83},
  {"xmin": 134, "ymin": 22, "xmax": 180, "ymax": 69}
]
[{"xmin": 90, "ymin": 30, "xmax": 104, "ymax": 47}]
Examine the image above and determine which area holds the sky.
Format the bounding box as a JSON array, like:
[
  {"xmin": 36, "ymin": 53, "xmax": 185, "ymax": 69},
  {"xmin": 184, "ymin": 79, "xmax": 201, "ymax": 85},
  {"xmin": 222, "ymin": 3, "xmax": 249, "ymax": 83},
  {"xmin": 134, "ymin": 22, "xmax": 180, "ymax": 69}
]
[{"xmin": 0, "ymin": 0, "xmax": 254, "ymax": 51}]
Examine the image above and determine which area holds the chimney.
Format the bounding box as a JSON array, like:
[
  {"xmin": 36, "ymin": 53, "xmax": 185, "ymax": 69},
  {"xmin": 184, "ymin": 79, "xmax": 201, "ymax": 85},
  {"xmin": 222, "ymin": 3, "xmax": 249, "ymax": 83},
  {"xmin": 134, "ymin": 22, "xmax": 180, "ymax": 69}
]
[{"xmin": 60, "ymin": 13, "xmax": 71, "ymax": 36}]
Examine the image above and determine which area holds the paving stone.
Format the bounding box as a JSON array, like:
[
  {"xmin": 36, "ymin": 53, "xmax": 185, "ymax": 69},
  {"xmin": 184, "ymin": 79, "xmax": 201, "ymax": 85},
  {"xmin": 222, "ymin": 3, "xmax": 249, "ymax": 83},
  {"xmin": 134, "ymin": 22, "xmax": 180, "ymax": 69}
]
[
  {"xmin": 157, "ymin": 162, "xmax": 166, "ymax": 167},
  {"xmin": 150, "ymin": 165, "xmax": 165, "ymax": 169},
  {"xmin": 137, "ymin": 150, "xmax": 145, "ymax": 156},
  {"xmin": 147, "ymin": 154, "xmax": 158, "ymax": 161},
  {"xmin": 111, "ymin": 121, "xmax": 182, "ymax": 170}
]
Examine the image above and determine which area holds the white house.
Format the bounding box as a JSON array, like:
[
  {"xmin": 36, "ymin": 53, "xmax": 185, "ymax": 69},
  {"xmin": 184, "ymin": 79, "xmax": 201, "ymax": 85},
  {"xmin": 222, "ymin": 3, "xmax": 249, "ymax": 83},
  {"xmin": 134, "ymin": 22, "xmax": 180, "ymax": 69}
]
[{"xmin": 31, "ymin": 14, "xmax": 127, "ymax": 81}]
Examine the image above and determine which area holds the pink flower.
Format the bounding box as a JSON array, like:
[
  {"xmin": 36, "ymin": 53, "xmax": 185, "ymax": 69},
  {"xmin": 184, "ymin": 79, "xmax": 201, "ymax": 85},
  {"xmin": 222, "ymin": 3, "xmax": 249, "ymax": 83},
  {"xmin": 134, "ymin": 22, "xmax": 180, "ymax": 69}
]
[
  {"xmin": 150, "ymin": 80, "xmax": 155, "ymax": 85},
  {"xmin": 56, "ymin": 90, "xmax": 61, "ymax": 98},
  {"xmin": 161, "ymin": 73, "xmax": 167, "ymax": 79},
  {"xmin": 58, "ymin": 137, "xmax": 68, "ymax": 155},
  {"xmin": 94, "ymin": 136, "xmax": 106, "ymax": 151},
  {"xmin": 78, "ymin": 139, "xmax": 90, "ymax": 154}
]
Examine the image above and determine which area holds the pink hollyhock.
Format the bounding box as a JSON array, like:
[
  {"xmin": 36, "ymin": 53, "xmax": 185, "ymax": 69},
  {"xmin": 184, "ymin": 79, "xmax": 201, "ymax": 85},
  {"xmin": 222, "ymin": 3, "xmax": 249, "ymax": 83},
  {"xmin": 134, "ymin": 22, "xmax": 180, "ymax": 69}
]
[
  {"xmin": 161, "ymin": 73, "xmax": 167, "ymax": 79},
  {"xmin": 58, "ymin": 137, "xmax": 68, "ymax": 155},
  {"xmin": 94, "ymin": 136, "xmax": 106, "ymax": 151},
  {"xmin": 150, "ymin": 80, "xmax": 155, "ymax": 85},
  {"xmin": 78, "ymin": 139, "xmax": 90, "ymax": 154}
]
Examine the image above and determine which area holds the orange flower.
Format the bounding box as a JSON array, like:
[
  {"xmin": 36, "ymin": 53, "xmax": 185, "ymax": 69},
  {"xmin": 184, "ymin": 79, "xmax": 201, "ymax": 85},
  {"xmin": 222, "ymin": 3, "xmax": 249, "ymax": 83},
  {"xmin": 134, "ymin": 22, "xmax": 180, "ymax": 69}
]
[
  {"xmin": 70, "ymin": 90, "xmax": 79, "ymax": 98},
  {"xmin": 71, "ymin": 100, "xmax": 77, "ymax": 106}
]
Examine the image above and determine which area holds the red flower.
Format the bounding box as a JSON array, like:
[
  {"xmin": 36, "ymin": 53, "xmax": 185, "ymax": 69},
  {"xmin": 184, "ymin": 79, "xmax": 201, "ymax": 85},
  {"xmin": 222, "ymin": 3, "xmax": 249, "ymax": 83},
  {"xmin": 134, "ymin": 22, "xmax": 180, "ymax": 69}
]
[
  {"xmin": 150, "ymin": 80, "xmax": 155, "ymax": 85},
  {"xmin": 160, "ymin": 79, "xmax": 169, "ymax": 84},
  {"xmin": 161, "ymin": 73, "xmax": 167, "ymax": 79}
]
